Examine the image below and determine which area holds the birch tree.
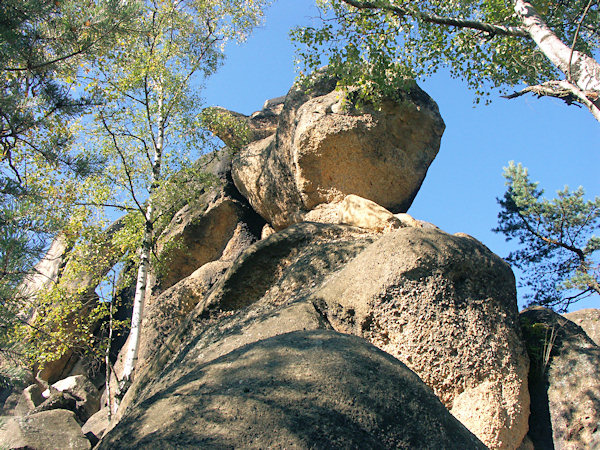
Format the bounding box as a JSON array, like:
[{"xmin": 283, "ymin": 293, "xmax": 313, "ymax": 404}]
[
  {"xmin": 293, "ymin": 0, "xmax": 600, "ymax": 121},
  {"xmin": 82, "ymin": 0, "xmax": 268, "ymax": 404}
]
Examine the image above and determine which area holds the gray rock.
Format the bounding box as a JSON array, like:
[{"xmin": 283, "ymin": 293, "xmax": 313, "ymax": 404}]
[
  {"xmin": 564, "ymin": 308, "xmax": 600, "ymax": 346},
  {"xmin": 112, "ymin": 222, "xmax": 375, "ymax": 421},
  {"xmin": 308, "ymin": 227, "xmax": 530, "ymax": 449},
  {"xmin": 232, "ymin": 74, "xmax": 445, "ymax": 230},
  {"xmin": 521, "ymin": 307, "xmax": 600, "ymax": 450},
  {"xmin": 0, "ymin": 409, "xmax": 91, "ymax": 449},
  {"xmin": 98, "ymin": 330, "xmax": 485, "ymax": 449},
  {"xmin": 14, "ymin": 384, "xmax": 45, "ymax": 416},
  {"xmin": 44, "ymin": 375, "xmax": 101, "ymax": 424},
  {"xmin": 82, "ymin": 407, "xmax": 109, "ymax": 444}
]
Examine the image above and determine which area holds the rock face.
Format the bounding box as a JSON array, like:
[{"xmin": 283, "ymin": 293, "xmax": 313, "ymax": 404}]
[
  {"xmin": 21, "ymin": 76, "xmax": 555, "ymax": 449},
  {"xmin": 521, "ymin": 307, "xmax": 600, "ymax": 450},
  {"xmin": 308, "ymin": 227, "xmax": 530, "ymax": 449},
  {"xmin": 105, "ymin": 222, "xmax": 527, "ymax": 450},
  {"xmin": 564, "ymin": 308, "xmax": 600, "ymax": 345},
  {"xmin": 98, "ymin": 330, "xmax": 485, "ymax": 450},
  {"xmin": 231, "ymin": 75, "xmax": 445, "ymax": 229},
  {"xmin": 0, "ymin": 409, "xmax": 91, "ymax": 450}
]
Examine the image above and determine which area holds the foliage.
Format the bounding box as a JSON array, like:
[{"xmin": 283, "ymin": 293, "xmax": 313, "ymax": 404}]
[
  {"xmin": 67, "ymin": 0, "xmax": 269, "ymax": 391},
  {"xmin": 0, "ymin": 0, "xmax": 137, "ymax": 178},
  {"xmin": 0, "ymin": 0, "xmax": 138, "ymax": 357},
  {"xmin": 292, "ymin": 0, "xmax": 600, "ymax": 106},
  {"xmin": 494, "ymin": 162, "xmax": 600, "ymax": 311},
  {"xmin": 520, "ymin": 316, "xmax": 558, "ymax": 380}
]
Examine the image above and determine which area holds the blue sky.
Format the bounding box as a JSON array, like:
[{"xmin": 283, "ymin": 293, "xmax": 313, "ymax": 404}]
[{"xmin": 204, "ymin": 0, "xmax": 600, "ymax": 311}]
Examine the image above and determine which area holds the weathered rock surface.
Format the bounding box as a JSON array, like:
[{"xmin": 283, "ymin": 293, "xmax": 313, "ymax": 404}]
[
  {"xmin": 82, "ymin": 407, "xmax": 109, "ymax": 444},
  {"xmin": 153, "ymin": 194, "xmax": 258, "ymax": 292},
  {"xmin": 564, "ymin": 307, "xmax": 600, "ymax": 346},
  {"xmin": 0, "ymin": 409, "xmax": 91, "ymax": 449},
  {"xmin": 14, "ymin": 384, "xmax": 44, "ymax": 416},
  {"xmin": 110, "ymin": 222, "xmax": 526, "ymax": 450},
  {"xmin": 232, "ymin": 75, "xmax": 445, "ymax": 229},
  {"xmin": 138, "ymin": 222, "xmax": 259, "ymax": 371},
  {"xmin": 99, "ymin": 330, "xmax": 485, "ymax": 450},
  {"xmin": 521, "ymin": 307, "xmax": 600, "ymax": 450},
  {"xmin": 41, "ymin": 375, "xmax": 101, "ymax": 424},
  {"xmin": 308, "ymin": 227, "xmax": 530, "ymax": 449},
  {"xmin": 111, "ymin": 222, "xmax": 375, "ymax": 421}
]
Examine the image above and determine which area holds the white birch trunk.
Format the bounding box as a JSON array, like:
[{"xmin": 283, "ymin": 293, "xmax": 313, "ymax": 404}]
[
  {"xmin": 117, "ymin": 87, "xmax": 165, "ymax": 405},
  {"xmin": 513, "ymin": 0, "xmax": 600, "ymax": 120}
]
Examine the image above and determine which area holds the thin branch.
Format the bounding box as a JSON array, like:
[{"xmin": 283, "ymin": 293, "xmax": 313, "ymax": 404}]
[
  {"xmin": 73, "ymin": 201, "xmax": 137, "ymax": 212},
  {"xmin": 99, "ymin": 113, "xmax": 146, "ymax": 216},
  {"xmin": 503, "ymin": 79, "xmax": 600, "ymax": 121},
  {"xmin": 339, "ymin": 0, "xmax": 530, "ymax": 37},
  {"xmin": 515, "ymin": 208, "xmax": 587, "ymax": 262}
]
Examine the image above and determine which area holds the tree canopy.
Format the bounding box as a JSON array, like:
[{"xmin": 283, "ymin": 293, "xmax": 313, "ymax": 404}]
[
  {"xmin": 292, "ymin": 0, "xmax": 600, "ymax": 120},
  {"xmin": 495, "ymin": 162, "xmax": 599, "ymax": 311}
]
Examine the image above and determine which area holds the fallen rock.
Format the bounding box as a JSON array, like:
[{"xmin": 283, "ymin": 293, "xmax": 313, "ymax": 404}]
[
  {"xmin": 308, "ymin": 227, "xmax": 530, "ymax": 449},
  {"xmin": 521, "ymin": 307, "xmax": 600, "ymax": 449},
  {"xmin": 41, "ymin": 375, "xmax": 100, "ymax": 424},
  {"xmin": 14, "ymin": 384, "xmax": 44, "ymax": 416},
  {"xmin": 232, "ymin": 74, "xmax": 444, "ymax": 229},
  {"xmin": 28, "ymin": 391, "xmax": 79, "ymax": 421},
  {"xmin": 563, "ymin": 308, "xmax": 600, "ymax": 346},
  {"xmin": 0, "ymin": 409, "xmax": 91, "ymax": 449},
  {"xmin": 98, "ymin": 331, "xmax": 485, "ymax": 449}
]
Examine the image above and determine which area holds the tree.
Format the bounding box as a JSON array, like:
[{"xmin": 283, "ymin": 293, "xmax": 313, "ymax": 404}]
[
  {"xmin": 0, "ymin": 0, "xmax": 137, "ymax": 179},
  {"xmin": 77, "ymin": 0, "xmax": 269, "ymax": 404},
  {"xmin": 494, "ymin": 162, "xmax": 599, "ymax": 311},
  {"xmin": 292, "ymin": 0, "xmax": 600, "ymax": 121},
  {"xmin": 0, "ymin": 0, "xmax": 138, "ymax": 350}
]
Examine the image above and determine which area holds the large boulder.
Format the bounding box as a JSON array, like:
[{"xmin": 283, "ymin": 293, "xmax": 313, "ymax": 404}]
[
  {"xmin": 0, "ymin": 409, "xmax": 91, "ymax": 449},
  {"xmin": 521, "ymin": 307, "xmax": 600, "ymax": 449},
  {"xmin": 99, "ymin": 330, "xmax": 485, "ymax": 449},
  {"xmin": 232, "ymin": 75, "xmax": 445, "ymax": 229},
  {"xmin": 563, "ymin": 308, "xmax": 600, "ymax": 346},
  {"xmin": 112, "ymin": 222, "xmax": 376, "ymax": 421},
  {"xmin": 112, "ymin": 222, "xmax": 528, "ymax": 449},
  {"xmin": 308, "ymin": 227, "xmax": 530, "ymax": 449},
  {"xmin": 81, "ymin": 407, "xmax": 109, "ymax": 445}
]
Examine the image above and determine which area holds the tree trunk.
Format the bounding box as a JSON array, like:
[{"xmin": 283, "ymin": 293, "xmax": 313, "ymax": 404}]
[
  {"xmin": 117, "ymin": 89, "xmax": 165, "ymax": 406},
  {"xmin": 513, "ymin": 0, "xmax": 600, "ymax": 120}
]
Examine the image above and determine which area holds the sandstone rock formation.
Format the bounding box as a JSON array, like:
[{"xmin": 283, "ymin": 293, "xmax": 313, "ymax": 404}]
[
  {"xmin": 20, "ymin": 74, "xmax": 596, "ymax": 449},
  {"xmin": 308, "ymin": 227, "xmax": 530, "ymax": 449},
  {"xmin": 106, "ymin": 220, "xmax": 528, "ymax": 449},
  {"xmin": 98, "ymin": 330, "xmax": 486, "ymax": 450},
  {"xmin": 521, "ymin": 307, "xmax": 600, "ymax": 450},
  {"xmin": 564, "ymin": 307, "xmax": 600, "ymax": 345},
  {"xmin": 230, "ymin": 74, "xmax": 445, "ymax": 229}
]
